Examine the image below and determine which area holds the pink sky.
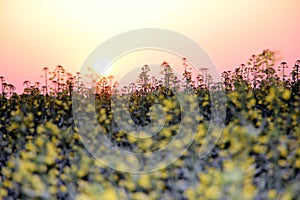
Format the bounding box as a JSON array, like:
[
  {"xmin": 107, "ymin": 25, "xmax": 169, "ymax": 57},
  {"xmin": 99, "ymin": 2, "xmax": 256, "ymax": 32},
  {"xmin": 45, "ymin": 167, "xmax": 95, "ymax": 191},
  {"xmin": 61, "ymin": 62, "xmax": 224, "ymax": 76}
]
[{"xmin": 0, "ymin": 0, "xmax": 300, "ymax": 93}]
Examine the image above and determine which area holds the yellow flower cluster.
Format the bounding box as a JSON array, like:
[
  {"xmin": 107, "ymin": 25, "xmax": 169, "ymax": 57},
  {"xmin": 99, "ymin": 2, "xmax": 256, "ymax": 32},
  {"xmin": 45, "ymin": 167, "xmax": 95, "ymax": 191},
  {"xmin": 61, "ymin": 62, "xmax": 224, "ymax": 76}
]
[{"xmin": 1, "ymin": 73, "xmax": 300, "ymax": 199}]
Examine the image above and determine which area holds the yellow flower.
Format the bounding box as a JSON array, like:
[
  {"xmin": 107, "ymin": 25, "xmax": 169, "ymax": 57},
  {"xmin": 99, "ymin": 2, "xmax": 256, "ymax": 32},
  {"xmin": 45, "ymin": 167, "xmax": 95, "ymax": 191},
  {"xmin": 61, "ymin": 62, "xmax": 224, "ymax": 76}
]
[
  {"xmin": 202, "ymin": 101, "xmax": 209, "ymax": 106},
  {"xmin": 258, "ymin": 135, "xmax": 269, "ymax": 144},
  {"xmin": 10, "ymin": 108, "xmax": 21, "ymax": 116},
  {"xmin": 126, "ymin": 154, "xmax": 139, "ymax": 165},
  {"xmin": 101, "ymin": 188, "xmax": 118, "ymax": 200},
  {"xmin": 138, "ymin": 174, "xmax": 152, "ymax": 190},
  {"xmin": 44, "ymin": 156, "xmax": 55, "ymax": 165},
  {"xmin": 77, "ymin": 169, "xmax": 87, "ymax": 178},
  {"xmin": 278, "ymin": 159, "xmax": 287, "ymax": 167},
  {"xmin": 60, "ymin": 185, "xmax": 67, "ymax": 192},
  {"xmin": 125, "ymin": 180, "xmax": 135, "ymax": 192},
  {"xmin": 19, "ymin": 160, "xmax": 36, "ymax": 173},
  {"xmin": 127, "ymin": 135, "xmax": 137, "ymax": 143},
  {"xmin": 38, "ymin": 164, "xmax": 47, "ymax": 173},
  {"xmin": 45, "ymin": 121, "xmax": 60, "ymax": 135},
  {"xmin": 198, "ymin": 173, "xmax": 210, "ymax": 185},
  {"xmin": 223, "ymin": 160, "xmax": 235, "ymax": 171},
  {"xmin": 12, "ymin": 172, "xmax": 22, "ymax": 183},
  {"xmin": 243, "ymin": 183, "xmax": 256, "ymax": 199},
  {"xmin": 247, "ymin": 98, "xmax": 256, "ymax": 108},
  {"xmin": 63, "ymin": 102, "xmax": 69, "ymax": 110},
  {"xmin": 163, "ymin": 99, "xmax": 175, "ymax": 109},
  {"xmin": 229, "ymin": 141, "xmax": 243, "ymax": 154},
  {"xmin": 282, "ymin": 191, "xmax": 292, "ymax": 200},
  {"xmin": 0, "ymin": 188, "xmax": 8, "ymax": 198},
  {"xmin": 295, "ymin": 158, "xmax": 300, "ymax": 168},
  {"xmin": 252, "ymin": 144, "xmax": 267, "ymax": 154},
  {"xmin": 7, "ymin": 160, "xmax": 15, "ymax": 168},
  {"xmin": 205, "ymin": 185, "xmax": 220, "ymax": 199},
  {"xmin": 46, "ymin": 142, "xmax": 56, "ymax": 156},
  {"xmin": 1, "ymin": 167, "xmax": 11, "ymax": 178},
  {"xmin": 282, "ymin": 89, "xmax": 291, "ymax": 100},
  {"xmin": 32, "ymin": 175, "xmax": 46, "ymax": 194},
  {"xmin": 49, "ymin": 186, "xmax": 57, "ymax": 195},
  {"xmin": 25, "ymin": 141, "xmax": 36, "ymax": 152},
  {"xmin": 131, "ymin": 192, "xmax": 148, "ymax": 200},
  {"xmin": 278, "ymin": 145, "xmax": 288, "ymax": 157},
  {"xmin": 24, "ymin": 113, "xmax": 34, "ymax": 123},
  {"xmin": 268, "ymin": 189, "xmax": 277, "ymax": 199},
  {"xmin": 7, "ymin": 122, "xmax": 18, "ymax": 132},
  {"xmin": 35, "ymin": 136, "xmax": 44, "ymax": 147},
  {"xmin": 160, "ymin": 128, "xmax": 172, "ymax": 138},
  {"xmin": 37, "ymin": 125, "xmax": 46, "ymax": 134},
  {"xmin": 94, "ymin": 174, "xmax": 103, "ymax": 182},
  {"xmin": 184, "ymin": 188, "xmax": 196, "ymax": 200},
  {"xmin": 173, "ymin": 158, "xmax": 184, "ymax": 167},
  {"xmin": 3, "ymin": 180, "xmax": 13, "ymax": 188},
  {"xmin": 55, "ymin": 99, "xmax": 62, "ymax": 105}
]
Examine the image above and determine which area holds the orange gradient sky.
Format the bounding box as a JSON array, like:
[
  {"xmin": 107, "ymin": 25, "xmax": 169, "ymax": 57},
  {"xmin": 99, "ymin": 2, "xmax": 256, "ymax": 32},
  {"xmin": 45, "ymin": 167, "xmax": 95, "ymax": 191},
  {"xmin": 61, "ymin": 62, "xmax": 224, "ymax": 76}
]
[{"xmin": 0, "ymin": 0, "xmax": 300, "ymax": 92}]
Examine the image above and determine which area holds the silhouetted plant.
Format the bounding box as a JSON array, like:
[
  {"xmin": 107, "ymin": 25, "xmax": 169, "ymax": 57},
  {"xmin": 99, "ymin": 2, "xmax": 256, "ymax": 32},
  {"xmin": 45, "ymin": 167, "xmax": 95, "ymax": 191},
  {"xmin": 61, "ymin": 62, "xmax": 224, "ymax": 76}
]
[
  {"xmin": 0, "ymin": 76, "xmax": 5, "ymax": 98},
  {"xmin": 161, "ymin": 61, "xmax": 174, "ymax": 89},
  {"xmin": 182, "ymin": 58, "xmax": 193, "ymax": 92},
  {"xmin": 137, "ymin": 65, "xmax": 150, "ymax": 93},
  {"xmin": 42, "ymin": 67, "xmax": 49, "ymax": 95}
]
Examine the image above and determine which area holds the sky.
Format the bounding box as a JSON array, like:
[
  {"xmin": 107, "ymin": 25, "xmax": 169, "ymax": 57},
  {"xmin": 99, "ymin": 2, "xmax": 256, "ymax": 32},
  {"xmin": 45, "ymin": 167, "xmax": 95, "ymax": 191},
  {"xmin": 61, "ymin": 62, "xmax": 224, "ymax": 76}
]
[{"xmin": 0, "ymin": 0, "xmax": 300, "ymax": 93}]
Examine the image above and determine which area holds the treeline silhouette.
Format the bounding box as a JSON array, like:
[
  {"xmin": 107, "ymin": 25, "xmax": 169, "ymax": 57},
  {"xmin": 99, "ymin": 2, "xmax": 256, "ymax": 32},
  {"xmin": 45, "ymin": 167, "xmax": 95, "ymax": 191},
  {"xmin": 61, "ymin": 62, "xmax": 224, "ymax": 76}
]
[{"xmin": 0, "ymin": 50, "xmax": 299, "ymax": 99}]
